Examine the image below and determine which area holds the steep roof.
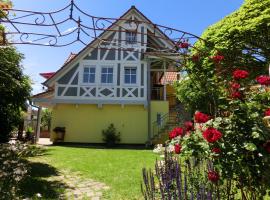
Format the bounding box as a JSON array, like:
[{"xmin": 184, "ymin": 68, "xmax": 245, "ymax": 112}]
[
  {"xmin": 43, "ymin": 6, "xmax": 175, "ymax": 87},
  {"xmin": 39, "ymin": 53, "xmax": 77, "ymax": 79}
]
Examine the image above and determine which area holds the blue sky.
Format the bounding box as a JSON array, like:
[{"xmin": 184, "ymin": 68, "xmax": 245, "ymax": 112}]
[{"xmin": 10, "ymin": 0, "xmax": 243, "ymax": 94}]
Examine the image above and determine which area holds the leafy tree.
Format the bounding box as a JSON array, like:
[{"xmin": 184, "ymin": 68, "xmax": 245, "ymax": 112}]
[
  {"xmin": 176, "ymin": 0, "xmax": 270, "ymax": 114},
  {"xmin": 170, "ymin": 0, "xmax": 270, "ymax": 198},
  {"xmin": 0, "ymin": 1, "xmax": 31, "ymax": 143},
  {"xmin": 41, "ymin": 108, "xmax": 52, "ymax": 131},
  {"xmin": 0, "ymin": 47, "xmax": 31, "ymax": 142}
]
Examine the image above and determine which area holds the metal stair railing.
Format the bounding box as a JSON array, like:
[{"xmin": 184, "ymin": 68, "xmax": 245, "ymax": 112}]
[{"xmin": 151, "ymin": 112, "xmax": 179, "ymax": 142}]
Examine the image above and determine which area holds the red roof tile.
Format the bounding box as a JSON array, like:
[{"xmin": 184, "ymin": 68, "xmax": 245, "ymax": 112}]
[
  {"xmin": 160, "ymin": 72, "xmax": 178, "ymax": 85},
  {"xmin": 40, "ymin": 72, "xmax": 55, "ymax": 79}
]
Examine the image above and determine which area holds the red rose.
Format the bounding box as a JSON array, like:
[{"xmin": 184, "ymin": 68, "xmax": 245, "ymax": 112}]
[
  {"xmin": 233, "ymin": 69, "xmax": 249, "ymax": 80},
  {"xmin": 208, "ymin": 170, "xmax": 219, "ymax": 183},
  {"xmin": 212, "ymin": 55, "xmax": 224, "ymax": 63},
  {"xmin": 263, "ymin": 141, "xmax": 270, "ymax": 153},
  {"xmin": 169, "ymin": 127, "xmax": 184, "ymax": 139},
  {"xmin": 174, "ymin": 144, "xmax": 182, "ymax": 154},
  {"xmin": 264, "ymin": 108, "xmax": 270, "ymax": 116},
  {"xmin": 203, "ymin": 127, "xmax": 222, "ymax": 143},
  {"xmin": 256, "ymin": 75, "xmax": 270, "ymax": 86},
  {"xmin": 194, "ymin": 111, "xmax": 210, "ymax": 123},
  {"xmin": 212, "ymin": 147, "xmax": 221, "ymax": 154},
  {"xmin": 179, "ymin": 42, "xmax": 189, "ymax": 48},
  {"xmin": 192, "ymin": 55, "xmax": 200, "ymax": 62},
  {"xmin": 231, "ymin": 82, "xmax": 241, "ymax": 89},
  {"xmin": 231, "ymin": 91, "xmax": 241, "ymax": 99},
  {"xmin": 184, "ymin": 121, "xmax": 194, "ymax": 132}
]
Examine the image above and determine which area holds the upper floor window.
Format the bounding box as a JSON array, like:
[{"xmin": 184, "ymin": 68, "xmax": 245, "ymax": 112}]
[
  {"xmin": 126, "ymin": 31, "xmax": 137, "ymax": 44},
  {"xmin": 83, "ymin": 66, "xmax": 95, "ymax": 83},
  {"xmin": 124, "ymin": 67, "xmax": 137, "ymax": 84},
  {"xmin": 101, "ymin": 66, "xmax": 113, "ymax": 84}
]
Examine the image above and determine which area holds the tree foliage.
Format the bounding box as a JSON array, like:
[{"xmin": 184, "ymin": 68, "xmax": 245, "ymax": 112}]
[
  {"xmin": 176, "ymin": 0, "xmax": 270, "ymax": 114},
  {"xmin": 0, "ymin": 47, "xmax": 31, "ymax": 143},
  {"xmin": 41, "ymin": 109, "xmax": 52, "ymax": 131}
]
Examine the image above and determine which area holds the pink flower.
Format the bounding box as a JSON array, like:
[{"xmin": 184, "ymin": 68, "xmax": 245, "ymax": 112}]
[
  {"xmin": 174, "ymin": 144, "xmax": 182, "ymax": 154},
  {"xmin": 208, "ymin": 170, "xmax": 220, "ymax": 183},
  {"xmin": 233, "ymin": 69, "xmax": 249, "ymax": 80},
  {"xmin": 202, "ymin": 128, "xmax": 222, "ymax": 143},
  {"xmin": 256, "ymin": 75, "xmax": 270, "ymax": 86},
  {"xmin": 194, "ymin": 111, "xmax": 210, "ymax": 123}
]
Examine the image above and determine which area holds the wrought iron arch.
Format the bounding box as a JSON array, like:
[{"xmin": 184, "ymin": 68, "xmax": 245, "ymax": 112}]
[{"xmin": 0, "ymin": 0, "xmax": 207, "ymax": 63}]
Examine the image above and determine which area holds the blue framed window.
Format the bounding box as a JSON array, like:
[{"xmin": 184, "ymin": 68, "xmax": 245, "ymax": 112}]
[
  {"xmin": 83, "ymin": 66, "xmax": 95, "ymax": 83},
  {"xmin": 101, "ymin": 67, "xmax": 113, "ymax": 84},
  {"xmin": 124, "ymin": 67, "xmax": 137, "ymax": 84}
]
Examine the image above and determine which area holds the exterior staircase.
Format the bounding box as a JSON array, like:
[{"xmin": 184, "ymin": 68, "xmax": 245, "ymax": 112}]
[{"xmin": 150, "ymin": 106, "xmax": 180, "ymax": 145}]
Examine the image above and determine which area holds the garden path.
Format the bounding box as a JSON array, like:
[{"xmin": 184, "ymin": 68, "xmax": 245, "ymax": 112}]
[{"xmin": 47, "ymin": 170, "xmax": 110, "ymax": 200}]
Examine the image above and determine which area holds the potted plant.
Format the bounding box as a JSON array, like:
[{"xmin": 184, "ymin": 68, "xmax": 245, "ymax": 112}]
[
  {"xmin": 102, "ymin": 124, "xmax": 120, "ymax": 147},
  {"xmin": 52, "ymin": 127, "xmax": 66, "ymax": 142}
]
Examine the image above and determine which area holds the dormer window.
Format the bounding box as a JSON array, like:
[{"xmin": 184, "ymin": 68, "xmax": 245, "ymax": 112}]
[{"xmin": 126, "ymin": 31, "xmax": 137, "ymax": 44}]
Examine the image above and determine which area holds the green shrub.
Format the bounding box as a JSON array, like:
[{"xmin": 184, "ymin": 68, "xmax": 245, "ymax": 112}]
[
  {"xmin": 102, "ymin": 124, "xmax": 120, "ymax": 147},
  {"xmin": 0, "ymin": 142, "xmax": 42, "ymax": 199}
]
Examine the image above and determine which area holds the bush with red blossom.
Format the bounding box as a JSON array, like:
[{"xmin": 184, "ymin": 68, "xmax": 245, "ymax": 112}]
[
  {"xmin": 212, "ymin": 147, "xmax": 221, "ymax": 154},
  {"xmin": 184, "ymin": 121, "xmax": 194, "ymax": 132},
  {"xmin": 174, "ymin": 144, "xmax": 182, "ymax": 154},
  {"xmin": 232, "ymin": 69, "xmax": 249, "ymax": 80},
  {"xmin": 231, "ymin": 91, "xmax": 242, "ymax": 99},
  {"xmin": 194, "ymin": 111, "xmax": 210, "ymax": 123},
  {"xmin": 208, "ymin": 170, "xmax": 219, "ymax": 183},
  {"xmin": 231, "ymin": 82, "xmax": 241, "ymax": 89},
  {"xmin": 169, "ymin": 127, "xmax": 184, "ymax": 139},
  {"xmin": 264, "ymin": 108, "xmax": 270, "ymax": 117},
  {"xmin": 178, "ymin": 42, "xmax": 189, "ymax": 49},
  {"xmin": 211, "ymin": 54, "xmax": 224, "ymax": 63},
  {"xmin": 202, "ymin": 127, "xmax": 222, "ymax": 143},
  {"xmin": 256, "ymin": 75, "xmax": 270, "ymax": 86}
]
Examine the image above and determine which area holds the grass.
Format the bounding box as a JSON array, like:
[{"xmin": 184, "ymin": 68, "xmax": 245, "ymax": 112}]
[{"xmin": 29, "ymin": 145, "xmax": 158, "ymax": 200}]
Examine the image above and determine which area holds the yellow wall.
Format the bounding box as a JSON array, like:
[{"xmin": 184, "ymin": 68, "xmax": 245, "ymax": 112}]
[
  {"xmin": 51, "ymin": 104, "xmax": 148, "ymax": 144},
  {"xmin": 150, "ymin": 101, "xmax": 169, "ymax": 124}
]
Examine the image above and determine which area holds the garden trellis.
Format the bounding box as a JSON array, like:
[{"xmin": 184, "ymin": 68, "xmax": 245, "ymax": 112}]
[{"xmin": 0, "ymin": 0, "xmax": 205, "ymax": 63}]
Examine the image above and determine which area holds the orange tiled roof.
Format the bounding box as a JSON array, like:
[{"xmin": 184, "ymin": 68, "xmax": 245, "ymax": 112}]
[{"xmin": 160, "ymin": 72, "xmax": 178, "ymax": 85}]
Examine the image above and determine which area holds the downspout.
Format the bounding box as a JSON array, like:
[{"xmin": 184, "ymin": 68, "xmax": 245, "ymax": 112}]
[
  {"xmin": 163, "ymin": 61, "xmax": 167, "ymax": 101},
  {"xmin": 30, "ymin": 101, "xmax": 42, "ymax": 144},
  {"xmin": 147, "ymin": 60, "xmax": 152, "ymax": 145}
]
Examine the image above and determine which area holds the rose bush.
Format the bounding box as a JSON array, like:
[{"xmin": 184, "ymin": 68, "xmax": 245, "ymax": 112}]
[{"xmin": 171, "ymin": 60, "xmax": 270, "ymax": 199}]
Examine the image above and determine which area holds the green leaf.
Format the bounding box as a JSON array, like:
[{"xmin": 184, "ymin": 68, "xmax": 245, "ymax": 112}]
[{"xmin": 244, "ymin": 143, "xmax": 257, "ymax": 151}]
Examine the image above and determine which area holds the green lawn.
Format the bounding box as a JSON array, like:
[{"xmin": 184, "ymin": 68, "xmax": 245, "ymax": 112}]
[{"xmin": 30, "ymin": 145, "xmax": 158, "ymax": 200}]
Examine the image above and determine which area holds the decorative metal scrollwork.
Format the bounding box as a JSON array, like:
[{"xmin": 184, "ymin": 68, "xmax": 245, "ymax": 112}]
[{"xmin": 0, "ymin": 0, "xmax": 206, "ymax": 61}]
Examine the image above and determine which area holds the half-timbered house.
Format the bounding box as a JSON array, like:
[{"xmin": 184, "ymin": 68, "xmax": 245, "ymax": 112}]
[{"xmin": 32, "ymin": 6, "xmax": 181, "ymax": 144}]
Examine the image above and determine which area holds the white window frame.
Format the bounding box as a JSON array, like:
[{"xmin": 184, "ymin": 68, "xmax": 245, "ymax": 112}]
[
  {"xmin": 80, "ymin": 64, "xmax": 96, "ymax": 85},
  {"xmin": 124, "ymin": 66, "xmax": 137, "ymax": 85},
  {"xmin": 125, "ymin": 31, "xmax": 137, "ymax": 45},
  {"xmin": 100, "ymin": 65, "xmax": 115, "ymax": 85}
]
